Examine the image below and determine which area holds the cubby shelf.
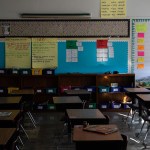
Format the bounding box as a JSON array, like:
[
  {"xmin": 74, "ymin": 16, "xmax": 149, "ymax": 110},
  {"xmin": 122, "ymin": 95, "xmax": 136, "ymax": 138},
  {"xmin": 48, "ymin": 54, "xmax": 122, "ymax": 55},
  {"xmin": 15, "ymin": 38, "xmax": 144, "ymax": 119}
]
[{"xmin": 0, "ymin": 73, "xmax": 135, "ymax": 111}]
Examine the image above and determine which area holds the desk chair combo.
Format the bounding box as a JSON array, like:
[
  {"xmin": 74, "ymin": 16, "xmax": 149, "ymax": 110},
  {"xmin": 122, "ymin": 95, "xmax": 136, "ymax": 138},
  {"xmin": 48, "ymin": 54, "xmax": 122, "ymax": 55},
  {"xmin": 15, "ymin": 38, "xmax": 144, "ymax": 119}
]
[
  {"xmin": 11, "ymin": 89, "xmax": 37, "ymax": 128},
  {"xmin": 134, "ymin": 106, "xmax": 150, "ymax": 148},
  {"xmin": 124, "ymin": 88, "xmax": 150, "ymax": 125},
  {"xmin": 125, "ymin": 98, "xmax": 140, "ymax": 125}
]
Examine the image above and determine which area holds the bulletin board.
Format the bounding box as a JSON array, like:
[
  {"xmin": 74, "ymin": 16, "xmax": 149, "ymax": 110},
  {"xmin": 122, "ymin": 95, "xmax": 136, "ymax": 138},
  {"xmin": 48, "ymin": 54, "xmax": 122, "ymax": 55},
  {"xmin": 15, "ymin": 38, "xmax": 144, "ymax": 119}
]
[
  {"xmin": 0, "ymin": 38, "xmax": 58, "ymax": 69},
  {"xmin": 0, "ymin": 38, "xmax": 129, "ymax": 73},
  {"xmin": 132, "ymin": 19, "xmax": 150, "ymax": 79},
  {"xmin": 55, "ymin": 39, "xmax": 129, "ymax": 74}
]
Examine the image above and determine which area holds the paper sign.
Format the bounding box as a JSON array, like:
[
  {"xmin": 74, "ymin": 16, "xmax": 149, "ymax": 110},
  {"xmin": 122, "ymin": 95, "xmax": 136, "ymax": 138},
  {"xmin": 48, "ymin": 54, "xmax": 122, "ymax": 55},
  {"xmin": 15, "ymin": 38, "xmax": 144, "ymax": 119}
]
[
  {"xmin": 137, "ymin": 64, "xmax": 144, "ymax": 69},
  {"xmin": 137, "ymin": 57, "xmax": 144, "ymax": 63},
  {"xmin": 136, "ymin": 23, "xmax": 147, "ymax": 33},
  {"xmin": 97, "ymin": 40, "xmax": 108, "ymax": 48},
  {"xmin": 137, "ymin": 45, "xmax": 144, "ymax": 51},
  {"xmin": 138, "ymin": 33, "xmax": 144, "ymax": 38},
  {"xmin": 138, "ymin": 51, "xmax": 144, "ymax": 56},
  {"xmin": 137, "ymin": 38, "xmax": 144, "ymax": 44}
]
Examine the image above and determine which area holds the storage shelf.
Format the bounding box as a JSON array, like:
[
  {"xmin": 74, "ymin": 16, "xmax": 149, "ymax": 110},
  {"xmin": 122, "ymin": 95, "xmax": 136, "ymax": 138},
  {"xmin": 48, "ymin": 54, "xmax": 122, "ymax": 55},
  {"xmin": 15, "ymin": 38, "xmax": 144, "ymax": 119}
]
[{"xmin": 0, "ymin": 73, "xmax": 135, "ymax": 111}]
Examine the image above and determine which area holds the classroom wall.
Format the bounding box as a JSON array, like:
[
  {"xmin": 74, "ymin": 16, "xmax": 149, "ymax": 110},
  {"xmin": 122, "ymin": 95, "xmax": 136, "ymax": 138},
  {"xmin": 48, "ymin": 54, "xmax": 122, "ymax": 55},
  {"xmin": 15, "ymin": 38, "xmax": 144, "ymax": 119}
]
[
  {"xmin": 0, "ymin": 0, "xmax": 150, "ymax": 19},
  {"xmin": 1, "ymin": 0, "xmax": 150, "ymax": 80}
]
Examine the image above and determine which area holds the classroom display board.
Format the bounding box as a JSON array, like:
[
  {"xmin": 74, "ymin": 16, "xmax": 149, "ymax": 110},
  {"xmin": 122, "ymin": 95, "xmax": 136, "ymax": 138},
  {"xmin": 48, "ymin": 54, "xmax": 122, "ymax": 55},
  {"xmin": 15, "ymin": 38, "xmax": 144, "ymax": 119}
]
[
  {"xmin": 55, "ymin": 39, "xmax": 128, "ymax": 74},
  {"xmin": 0, "ymin": 38, "xmax": 58, "ymax": 69},
  {"xmin": 0, "ymin": 38, "xmax": 128, "ymax": 74},
  {"xmin": 132, "ymin": 19, "xmax": 150, "ymax": 79},
  {"xmin": 5, "ymin": 38, "xmax": 31, "ymax": 68},
  {"xmin": 32, "ymin": 38, "xmax": 57, "ymax": 68}
]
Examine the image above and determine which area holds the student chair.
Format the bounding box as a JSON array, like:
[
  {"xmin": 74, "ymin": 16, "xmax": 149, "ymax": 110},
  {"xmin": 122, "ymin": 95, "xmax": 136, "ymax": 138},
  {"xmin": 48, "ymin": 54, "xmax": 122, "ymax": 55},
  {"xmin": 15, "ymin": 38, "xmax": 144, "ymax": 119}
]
[
  {"xmin": 126, "ymin": 98, "xmax": 140, "ymax": 124},
  {"xmin": 136, "ymin": 105, "xmax": 150, "ymax": 141},
  {"xmin": 104, "ymin": 114, "xmax": 110, "ymax": 124},
  {"xmin": 21, "ymin": 93, "xmax": 37, "ymax": 128}
]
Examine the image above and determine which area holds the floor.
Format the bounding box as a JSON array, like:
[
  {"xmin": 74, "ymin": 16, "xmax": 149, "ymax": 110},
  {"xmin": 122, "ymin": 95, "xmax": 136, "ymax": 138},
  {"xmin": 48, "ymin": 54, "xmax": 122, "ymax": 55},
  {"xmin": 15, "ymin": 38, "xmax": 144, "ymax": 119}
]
[{"xmin": 19, "ymin": 110, "xmax": 150, "ymax": 150}]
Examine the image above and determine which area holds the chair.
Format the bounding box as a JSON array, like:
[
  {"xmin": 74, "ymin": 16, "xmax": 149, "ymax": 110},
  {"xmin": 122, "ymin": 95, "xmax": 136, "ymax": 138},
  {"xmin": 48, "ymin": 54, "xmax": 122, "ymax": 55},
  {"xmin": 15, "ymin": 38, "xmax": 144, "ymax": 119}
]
[
  {"xmin": 104, "ymin": 114, "xmax": 110, "ymax": 124},
  {"xmin": 126, "ymin": 98, "xmax": 139, "ymax": 124},
  {"xmin": 22, "ymin": 93, "xmax": 36, "ymax": 128},
  {"xmin": 11, "ymin": 137, "xmax": 20, "ymax": 150},
  {"xmin": 121, "ymin": 134, "xmax": 128, "ymax": 150}
]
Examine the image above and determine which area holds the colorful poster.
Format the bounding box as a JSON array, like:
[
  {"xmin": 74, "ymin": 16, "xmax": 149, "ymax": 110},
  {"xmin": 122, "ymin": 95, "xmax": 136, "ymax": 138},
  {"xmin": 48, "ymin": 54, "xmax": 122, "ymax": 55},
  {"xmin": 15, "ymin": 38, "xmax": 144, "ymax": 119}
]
[
  {"xmin": 5, "ymin": 38, "xmax": 31, "ymax": 68},
  {"xmin": 101, "ymin": 0, "xmax": 126, "ymax": 18},
  {"xmin": 32, "ymin": 38, "xmax": 58, "ymax": 68}
]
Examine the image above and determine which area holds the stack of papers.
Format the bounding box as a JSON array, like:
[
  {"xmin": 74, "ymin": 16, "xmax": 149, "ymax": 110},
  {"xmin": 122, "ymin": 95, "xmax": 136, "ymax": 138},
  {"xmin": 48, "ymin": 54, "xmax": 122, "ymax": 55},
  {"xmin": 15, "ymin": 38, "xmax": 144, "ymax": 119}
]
[{"xmin": 83, "ymin": 125, "xmax": 118, "ymax": 135}]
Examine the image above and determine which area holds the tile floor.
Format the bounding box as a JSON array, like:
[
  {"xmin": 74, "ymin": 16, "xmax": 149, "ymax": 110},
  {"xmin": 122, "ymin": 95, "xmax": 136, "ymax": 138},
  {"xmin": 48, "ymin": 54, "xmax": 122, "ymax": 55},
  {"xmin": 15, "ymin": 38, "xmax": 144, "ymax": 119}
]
[{"xmin": 19, "ymin": 110, "xmax": 150, "ymax": 150}]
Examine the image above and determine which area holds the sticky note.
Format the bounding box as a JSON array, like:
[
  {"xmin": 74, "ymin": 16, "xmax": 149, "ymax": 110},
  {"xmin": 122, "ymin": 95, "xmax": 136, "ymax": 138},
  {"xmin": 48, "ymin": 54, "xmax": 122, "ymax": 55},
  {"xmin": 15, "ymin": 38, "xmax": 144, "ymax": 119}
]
[{"xmin": 138, "ymin": 51, "xmax": 144, "ymax": 56}]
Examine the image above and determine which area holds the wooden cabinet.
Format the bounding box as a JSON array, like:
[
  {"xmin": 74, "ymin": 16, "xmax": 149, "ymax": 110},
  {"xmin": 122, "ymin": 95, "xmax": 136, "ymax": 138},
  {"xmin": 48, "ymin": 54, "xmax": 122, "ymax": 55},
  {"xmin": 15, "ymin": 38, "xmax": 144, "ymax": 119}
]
[
  {"xmin": 96, "ymin": 74, "xmax": 135, "ymax": 111},
  {"xmin": 0, "ymin": 73, "xmax": 135, "ymax": 111},
  {"xmin": 58, "ymin": 74, "xmax": 97, "ymax": 102}
]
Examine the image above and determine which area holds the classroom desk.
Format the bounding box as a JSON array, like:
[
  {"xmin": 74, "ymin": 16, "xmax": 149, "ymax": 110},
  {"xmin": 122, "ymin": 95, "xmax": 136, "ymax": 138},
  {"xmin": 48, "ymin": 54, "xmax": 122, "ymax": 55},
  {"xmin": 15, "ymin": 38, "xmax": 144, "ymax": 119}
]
[
  {"xmin": 53, "ymin": 96, "xmax": 83, "ymax": 111},
  {"xmin": 9, "ymin": 89, "xmax": 35, "ymax": 105},
  {"xmin": 10, "ymin": 89, "xmax": 35, "ymax": 95},
  {"xmin": 0, "ymin": 109, "xmax": 21, "ymax": 127},
  {"xmin": 64, "ymin": 89, "xmax": 92, "ymax": 102},
  {"xmin": 65, "ymin": 89, "xmax": 91, "ymax": 95},
  {"xmin": 124, "ymin": 88, "xmax": 150, "ymax": 116},
  {"xmin": 136, "ymin": 94, "xmax": 150, "ymax": 113},
  {"xmin": 73, "ymin": 124, "xmax": 123, "ymax": 150},
  {"xmin": 9, "ymin": 89, "xmax": 36, "ymax": 127},
  {"xmin": 66, "ymin": 109, "xmax": 107, "ymax": 133},
  {"xmin": 124, "ymin": 88, "xmax": 150, "ymax": 95},
  {"xmin": 0, "ymin": 128, "xmax": 17, "ymax": 150},
  {"xmin": 0, "ymin": 96, "xmax": 22, "ymax": 109}
]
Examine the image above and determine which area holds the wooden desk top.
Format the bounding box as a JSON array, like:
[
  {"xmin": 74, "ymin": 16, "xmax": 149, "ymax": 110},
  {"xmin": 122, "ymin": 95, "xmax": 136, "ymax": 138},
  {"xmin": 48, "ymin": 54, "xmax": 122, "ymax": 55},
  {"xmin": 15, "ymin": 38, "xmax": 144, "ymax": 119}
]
[
  {"xmin": 10, "ymin": 89, "xmax": 34, "ymax": 95},
  {"xmin": 0, "ymin": 128, "xmax": 16, "ymax": 146},
  {"xmin": 53, "ymin": 96, "xmax": 82, "ymax": 104},
  {"xmin": 0, "ymin": 110, "xmax": 21, "ymax": 121},
  {"xmin": 136, "ymin": 94, "xmax": 150, "ymax": 102},
  {"xmin": 65, "ymin": 89, "xmax": 91, "ymax": 95},
  {"xmin": 0, "ymin": 96, "xmax": 22, "ymax": 104},
  {"xmin": 73, "ymin": 124, "xmax": 123, "ymax": 142},
  {"xmin": 66, "ymin": 109, "xmax": 105, "ymax": 119},
  {"xmin": 124, "ymin": 88, "xmax": 150, "ymax": 93}
]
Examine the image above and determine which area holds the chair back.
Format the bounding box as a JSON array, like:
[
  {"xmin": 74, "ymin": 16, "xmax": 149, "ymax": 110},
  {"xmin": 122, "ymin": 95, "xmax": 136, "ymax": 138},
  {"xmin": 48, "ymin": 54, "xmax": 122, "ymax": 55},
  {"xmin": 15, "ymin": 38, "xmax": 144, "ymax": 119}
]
[{"xmin": 104, "ymin": 114, "xmax": 110, "ymax": 124}]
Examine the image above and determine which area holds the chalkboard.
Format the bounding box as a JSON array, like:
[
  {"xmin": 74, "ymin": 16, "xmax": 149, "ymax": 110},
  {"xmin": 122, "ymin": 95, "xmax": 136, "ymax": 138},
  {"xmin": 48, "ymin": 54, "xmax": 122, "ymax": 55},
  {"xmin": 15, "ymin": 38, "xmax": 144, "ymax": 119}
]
[{"xmin": 55, "ymin": 40, "xmax": 128, "ymax": 74}]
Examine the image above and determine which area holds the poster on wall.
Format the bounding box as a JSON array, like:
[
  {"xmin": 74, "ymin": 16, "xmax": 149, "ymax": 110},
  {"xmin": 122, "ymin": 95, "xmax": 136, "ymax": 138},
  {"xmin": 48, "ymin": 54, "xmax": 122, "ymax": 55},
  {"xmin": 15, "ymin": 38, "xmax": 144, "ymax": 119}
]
[
  {"xmin": 5, "ymin": 38, "xmax": 31, "ymax": 68},
  {"xmin": 100, "ymin": 0, "xmax": 126, "ymax": 18},
  {"xmin": 32, "ymin": 38, "xmax": 58, "ymax": 69}
]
